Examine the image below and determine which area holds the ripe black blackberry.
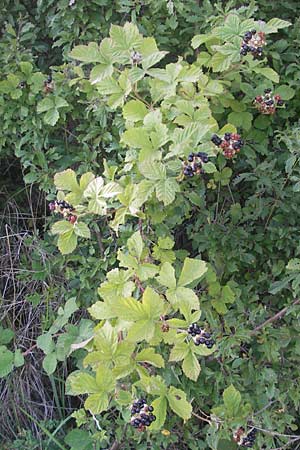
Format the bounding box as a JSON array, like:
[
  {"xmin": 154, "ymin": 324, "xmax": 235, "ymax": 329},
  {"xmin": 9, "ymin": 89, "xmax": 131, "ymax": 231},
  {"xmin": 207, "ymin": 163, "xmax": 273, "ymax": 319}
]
[
  {"xmin": 182, "ymin": 152, "xmax": 208, "ymax": 178},
  {"xmin": 240, "ymin": 30, "xmax": 266, "ymax": 59},
  {"xmin": 130, "ymin": 398, "xmax": 156, "ymax": 431},
  {"xmin": 188, "ymin": 323, "xmax": 215, "ymax": 348}
]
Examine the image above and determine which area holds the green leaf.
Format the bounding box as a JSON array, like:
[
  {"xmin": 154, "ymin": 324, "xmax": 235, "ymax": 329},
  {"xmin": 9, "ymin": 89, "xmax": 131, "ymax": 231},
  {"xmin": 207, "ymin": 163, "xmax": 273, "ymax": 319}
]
[
  {"xmin": 69, "ymin": 42, "xmax": 102, "ymax": 63},
  {"xmin": 84, "ymin": 392, "xmax": 109, "ymax": 414},
  {"xmin": 265, "ymin": 18, "xmax": 291, "ymax": 33},
  {"xmin": 122, "ymin": 128, "xmax": 152, "ymax": 150},
  {"xmin": 90, "ymin": 64, "xmax": 114, "ymax": 84},
  {"xmin": 253, "ymin": 68, "xmax": 279, "ymax": 83},
  {"xmin": 37, "ymin": 333, "xmax": 55, "ymax": 354},
  {"xmin": 0, "ymin": 326, "xmax": 14, "ymax": 345},
  {"xmin": 43, "ymin": 352, "xmax": 57, "ymax": 375},
  {"xmin": 136, "ymin": 348, "xmax": 165, "ymax": 368},
  {"xmin": 228, "ymin": 111, "xmax": 253, "ymax": 131},
  {"xmin": 0, "ymin": 346, "xmax": 14, "ymax": 378},
  {"xmin": 83, "ymin": 177, "xmax": 107, "ymax": 214},
  {"xmin": 223, "ymin": 384, "xmax": 241, "ymax": 417},
  {"xmin": 65, "ymin": 429, "xmax": 93, "ymax": 450},
  {"xmin": 149, "ymin": 396, "xmax": 167, "ymax": 430},
  {"xmin": 51, "ymin": 220, "xmax": 74, "ymax": 235},
  {"xmin": 37, "ymin": 97, "xmax": 54, "ymax": 113},
  {"xmin": 157, "ymin": 262, "xmax": 176, "ymax": 289},
  {"xmin": 178, "ymin": 258, "xmax": 207, "ymax": 287},
  {"xmin": 96, "ymin": 366, "xmax": 116, "ymax": 392},
  {"xmin": 156, "ymin": 178, "xmax": 179, "ymax": 206},
  {"xmin": 57, "ymin": 230, "xmax": 77, "ymax": 254},
  {"xmin": 14, "ymin": 349, "xmax": 24, "ymax": 368},
  {"xmin": 142, "ymin": 287, "xmax": 164, "ymax": 319},
  {"xmin": 74, "ymin": 222, "xmax": 91, "ymax": 239},
  {"xmin": 68, "ymin": 371, "xmax": 99, "ymax": 395},
  {"xmin": 123, "ymin": 100, "xmax": 148, "ymax": 122},
  {"xmin": 54, "ymin": 169, "xmax": 79, "ymax": 192},
  {"xmin": 127, "ymin": 231, "xmax": 144, "ymax": 260},
  {"xmin": 167, "ymin": 387, "xmax": 192, "ymax": 421},
  {"xmin": 43, "ymin": 108, "xmax": 60, "ymax": 126},
  {"xmin": 276, "ymin": 85, "xmax": 295, "ymax": 100},
  {"xmin": 182, "ymin": 350, "xmax": 201, "ymax": 381},
  {"xmin": 169, "ymin": 342, "xmax": 189, "ymax": 362}
]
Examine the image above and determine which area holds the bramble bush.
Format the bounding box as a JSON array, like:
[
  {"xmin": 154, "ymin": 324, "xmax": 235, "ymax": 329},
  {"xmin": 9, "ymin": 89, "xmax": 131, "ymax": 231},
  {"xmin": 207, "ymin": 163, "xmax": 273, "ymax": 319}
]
[{"xmin": 1, "ymin": 1, "xmax": 300, "ymax": 450}]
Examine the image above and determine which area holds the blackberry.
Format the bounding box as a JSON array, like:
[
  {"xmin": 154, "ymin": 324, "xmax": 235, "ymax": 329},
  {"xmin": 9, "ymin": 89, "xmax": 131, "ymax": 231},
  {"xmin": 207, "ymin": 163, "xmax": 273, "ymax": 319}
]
[
  {"xmin": 244, "ymin": 31, "xmax": 252, "ymax": 41},
  {"xmin": 224, "ymin": 132, "xmax": 232, "ymax": 141},
  {"xmin": 47, "ymin": 75, "xmax": 52, "ymax": 83},
  {"xmin": 19, "ymin": 81, "xmax": 26, "ymax": 88},
  {"xmin": 148, "ymin": 406, "xmax": 154, "ymax": 412},
  {"xmin": 264, "ymin": 88, "xmax": 272, "ymax": 93},
  {"xmin": 188, "ymin": 155, "xmax": 194, "ymax": 162},
  {"xmin": 277, "ymin": 99, "xmax": 284, "ymax": 106},
  {"xmin": 198, "ymin": 337, "xmax": 206, "ymax": 344}
]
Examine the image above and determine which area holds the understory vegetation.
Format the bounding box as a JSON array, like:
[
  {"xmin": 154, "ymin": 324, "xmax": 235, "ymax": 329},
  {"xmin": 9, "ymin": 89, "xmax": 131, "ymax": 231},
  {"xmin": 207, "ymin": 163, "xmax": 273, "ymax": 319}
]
[{"xmin": 1, "ymin": 1, "xmax": 300, "ymax": 449}]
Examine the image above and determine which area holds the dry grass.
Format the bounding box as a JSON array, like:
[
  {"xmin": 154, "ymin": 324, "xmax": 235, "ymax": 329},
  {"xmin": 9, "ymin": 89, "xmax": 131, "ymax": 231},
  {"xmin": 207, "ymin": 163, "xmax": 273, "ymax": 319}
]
[{"xmin": 0, "ymin": 183, "xmax": 73, "ymax": 442}]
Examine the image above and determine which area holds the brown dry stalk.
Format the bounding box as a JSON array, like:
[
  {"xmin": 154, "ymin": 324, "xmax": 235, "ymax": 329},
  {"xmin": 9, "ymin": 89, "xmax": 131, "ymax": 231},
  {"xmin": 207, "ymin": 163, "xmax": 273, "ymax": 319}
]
[{"xmin": 250, "ymin": 298, "xmax": 300, "ymax": 336}]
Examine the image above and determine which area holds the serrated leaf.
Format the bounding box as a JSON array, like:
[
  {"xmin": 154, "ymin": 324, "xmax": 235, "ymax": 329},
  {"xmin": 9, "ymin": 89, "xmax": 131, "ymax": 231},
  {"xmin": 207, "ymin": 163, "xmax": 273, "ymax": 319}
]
[
  {"xmin": 65, "ymin": 429, "xmax": 93, "ymax": 450},
  {"xmin": 101, "ymin": 181, "xmax": 123, "ymax": 198},
  {"xmin": 84, "ymin": 392, "xmax": 109, "ymax": 414},
  {"xmin": 265, "ymin": 18, "xmax": 291, "ymax": 33},
  {"xmin": 43, "ymin": 108, "xmax": 59, "ymax": 126},
  {"xmin": 167, "ymin": 387, "xmax": 192, "ymax": 421},
  {"xmin": 69, "ymin": 42, "xmax": 102, "ymax": 63},
  {"xmin": 96, "ymin": 366, "xmax": 116, "ymax": 391},
  {"xmin": 169, "ymin": 342, "xmax": 189, "ymax": 362},
  {"xmin": 253, "ymin": 68, "xmax": 279, "ymax": 84},
  {"xmin": 90, "ymin": 64, "xmax": 114, "ymax": 84},
  {"xmin": 57, "ymin": 230, "xmax": 77, "ymax": 254},
  {"xmin": 54, "ymin": 169, "xmax": 79, "ymax": 192},
  {"xmin": 157, "ymin": 262, "xmax": 176, "ymax": 289},
  {"xmin": 127, "ymin": 231, "xmax": 144, "ymax": 260},
  {"xmin": 142, "ymin": 51, "xmax": 168, "ymax": 70},
  {"xmin": 123, "ymin": 100, "xmax": 148, "ymax": 122},
  {"xmin": 149, "ymin": 396, "xmax": 167, "ymax": 430},
  {"xmin": 68, "ymin": 371, "xmax": 99, "ymax": 395},
  {"xmin": 223, "ymin": 384, "xmax": 241, "ymax": 417},
  {"xmin": 178, "ymin": 258, "xmax": 207, "ymax": 287},
  {"xmin": 51, "ymin": 220, "xmax": 74, "ymax": 235},
  {"xmin": 74, "ymin": 222, "xmax": 91, "ymax": 239},
  {"xmin": 182, "ymin": 350, "xmax": 200, "ymax": 381},
  {"xmin": 136, "ymin": 348, "xmax": 165, "ymax": 368},
  {"xmin": 156, "ymin": 178, "xmax": 179, "ymax": 206}
]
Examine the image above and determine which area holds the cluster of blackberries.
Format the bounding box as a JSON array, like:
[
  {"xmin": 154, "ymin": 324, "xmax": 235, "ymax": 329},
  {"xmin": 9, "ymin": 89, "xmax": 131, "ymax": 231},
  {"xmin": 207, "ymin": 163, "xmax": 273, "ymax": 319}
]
[
  {"xmin": 254, "ymin": 88, "xmax": 285, "ymax": 115},
  {"xmin": 234, "ymin": 427, "xmax": 257, "ymax": 448},
  {"xmin": 131, "ymin": 50, "xmax": 142, "ymax": 65},
  {"xmin": 211, "ymin": 133, "xmax": 244, "ymax": 159},
  {"xmin": 130, "ymin": 399, "xmax": 156, "ymax": 432},
  {"xmin": 240, "ymin": 30, "xmax": 266, "ymax": 59},
  {"xmin": 182, "ymin": 152, "xmax": 209, "ymax": 177},
  {"xmin": 49, "ymin": 200, "xmax": 77, "ymax": 223},
  {"xmin": 187, "ymin": 323, "xmax": 215, "ymax": 349}
]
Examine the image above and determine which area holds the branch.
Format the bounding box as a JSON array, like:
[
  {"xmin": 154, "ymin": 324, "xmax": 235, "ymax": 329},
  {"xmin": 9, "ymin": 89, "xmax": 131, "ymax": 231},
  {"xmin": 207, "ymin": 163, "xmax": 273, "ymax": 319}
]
[{"xmin": 250, "ymin": 298, "xmax": 300, "ymax": 335}]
